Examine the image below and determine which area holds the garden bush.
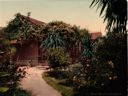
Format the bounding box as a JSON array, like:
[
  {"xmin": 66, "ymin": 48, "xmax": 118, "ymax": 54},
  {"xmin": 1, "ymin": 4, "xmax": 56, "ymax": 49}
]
[
  {"xmin": 48, "ymin": 47, "xmax": 69, "ymax": 70},
  {"xmin": 0, "ymin": 38, "xmax": 27, "ymax": 96}
]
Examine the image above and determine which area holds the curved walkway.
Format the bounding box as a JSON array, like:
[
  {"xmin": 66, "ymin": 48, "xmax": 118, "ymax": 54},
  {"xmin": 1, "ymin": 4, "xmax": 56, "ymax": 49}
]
[{"xmin": 20, "ymin": 66, "xmax": 61, "ymax": 96}]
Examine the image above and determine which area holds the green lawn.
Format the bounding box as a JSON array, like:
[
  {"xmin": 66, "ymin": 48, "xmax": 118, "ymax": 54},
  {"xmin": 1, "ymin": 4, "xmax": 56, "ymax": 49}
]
[
  {"xmin": 42, "ymin": 72, "xmax": 74, "ymax": 96},
  {"xmin": 13, "ymin": 88, "xmax": 31, "ymax": 96},
  {"xmin": 0, "ymin": 87, "xmax": 31, "ymax": 96}
]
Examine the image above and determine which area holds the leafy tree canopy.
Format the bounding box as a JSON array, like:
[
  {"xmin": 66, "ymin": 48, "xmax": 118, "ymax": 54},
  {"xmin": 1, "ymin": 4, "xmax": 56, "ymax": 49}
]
[{"xmin": 41, "ymin": 21, "xmax": 89, "ymax": 50}]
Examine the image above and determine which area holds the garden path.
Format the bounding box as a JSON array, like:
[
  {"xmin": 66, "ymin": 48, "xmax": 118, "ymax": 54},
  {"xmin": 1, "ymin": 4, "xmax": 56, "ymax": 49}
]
[{"xmin": 20, "ymin": 66, "xmax": 61, "ymax": 96}]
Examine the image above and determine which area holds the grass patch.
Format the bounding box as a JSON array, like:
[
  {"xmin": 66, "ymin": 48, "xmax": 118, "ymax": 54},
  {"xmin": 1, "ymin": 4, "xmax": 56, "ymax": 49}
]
[
  {"xmin": 0, "ymin": 87, "xmax": 9, "ymax": 93},
  {"xmin": 42, "ymin": 72, "xmax": 74, "ymax": 96},
  {"xmin": 14, "ymin": 88, "xmax": 32, "ymax": 96},
  {"xmin": 0, "ymin": 87, "xmax": 31, "ymax": 96},
  {"xmin": 0, "ymin": 72, "xmax": 10, "ymax": 77}
]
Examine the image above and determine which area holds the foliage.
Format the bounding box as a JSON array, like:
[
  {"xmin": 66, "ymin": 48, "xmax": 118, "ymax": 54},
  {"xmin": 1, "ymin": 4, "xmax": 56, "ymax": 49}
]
[
  {"xmin": 0, "ymin": 37, "xmax": 26, "ymax": 96},
  {"xmin": 43, "ymin": 72, "xmax": 74, "ymax": 96},
  {"xmin": 74, "ymin": 60, "xmax": 116, "ymax": 88},
  {"xmin": 0, "ymin": 87, "xmax": 9, "ymax": 93},
  {"xmin": 41, "ymin": 21, "xmax": 81, "ymax": 50},
  {"xmin": 0, "ymin": 62, "xmax": 26, "ymax": 95},
  {"xmin": 80, "ymin": 31, "xmax": 94, "ymax": 59},
  {"xmin": 73, "ymin": 32, "xmax": 127, "ymax": 95},
  {"xmin": 90, "ymin": 0, "xmax": 127, "ymax": 32},
  {"xmin": 0, "ymin": 38, "xmax": 17, "ymax": 65},
  {"xmin": 48, "ymin": 47, "xmax": 69, "ymax": 69},
  {"xmin": 89, "ymin": 0, "xmax": 127, "ymax": 95},
  {"xmin": 41, "ymin": 21, "xmax": 75, "ymax": 36},
  {"xmin": 66, "ymin": 63, "xmax": 83, "ymax": 85},
  {"xmin": 41, "ymin": 33, "xmax": 65, "ymax": 49},
  {"xmin": 0, "ymin": 39, "xmax": 11, "ymax": 63},
  {"xmin": 77, "ymin": 31, "xmax": 95, "ymax": 88},
  {"xmin": 12, "ymin": 88, "xmax": 31, "ymax": 96},
  {"xmin": 70, "ymin": 28, "xmax": 127, "ymax": 95},
  {"xmin": 95, "ymin": 32, "xmax": 127, "ymax": 93},
  {"xmin": 4, "ymin": 13, "xmax": 44, "ymax": 42}
]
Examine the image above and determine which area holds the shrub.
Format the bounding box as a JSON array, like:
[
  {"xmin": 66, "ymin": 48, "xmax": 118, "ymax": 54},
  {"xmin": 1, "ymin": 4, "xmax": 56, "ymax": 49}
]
[
  {"xmin": 48, "ymin": 47, "xmax": 69, "ymax": 70},
  {"xmin": 0, "ymin": 39, "xmax": 26, "ymax": 96}
]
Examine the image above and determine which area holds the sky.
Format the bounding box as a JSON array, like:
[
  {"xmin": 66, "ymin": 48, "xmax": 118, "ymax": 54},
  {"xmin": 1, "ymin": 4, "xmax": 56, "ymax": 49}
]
[{"xmin": 0, "ymin": 0, "xmax": 106, "ymax": 35}]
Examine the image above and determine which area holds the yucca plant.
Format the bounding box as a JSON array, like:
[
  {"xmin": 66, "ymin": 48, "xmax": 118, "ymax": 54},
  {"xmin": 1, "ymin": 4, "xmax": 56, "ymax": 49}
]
[
  {"xmin": 41, "ymin": 21, "xmax": 82, "ymax": 51},
  {"xmin": 80, "ymin": 32, "xmax": 94, "ymax": 59},
  {"xmin": 41, "ymin": 33, "xmax": 65, "ymax": 49}
]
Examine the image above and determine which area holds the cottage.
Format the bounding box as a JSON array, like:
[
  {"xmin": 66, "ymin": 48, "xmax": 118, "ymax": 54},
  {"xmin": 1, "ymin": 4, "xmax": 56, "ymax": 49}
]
[
  {"xmin": 5, "ymin": 13, "xmax": 46, "ymax": 66},
  {"xmin": 4, "ymin": 14, "xmax": 102, "ymax": 66}
]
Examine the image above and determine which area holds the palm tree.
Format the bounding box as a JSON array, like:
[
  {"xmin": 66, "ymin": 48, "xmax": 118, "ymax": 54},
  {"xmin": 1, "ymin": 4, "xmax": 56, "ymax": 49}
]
[{"xmin": 91, "ymin": 0, "xmax": 127, "ymax": 33}]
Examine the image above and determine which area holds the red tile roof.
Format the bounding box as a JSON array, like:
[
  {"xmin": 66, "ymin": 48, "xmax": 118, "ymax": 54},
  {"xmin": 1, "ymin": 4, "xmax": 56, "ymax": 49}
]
[
  {"xmin": 28, "ymin": 17, "xmax": 45, "ymax": 26},
  {"xmin": 21, "ymin": 14, "xmax": 45, "ymax": 26},
  {"xmin": 90, "ymin": 32, "xmax": 102, "ymax": 40}
]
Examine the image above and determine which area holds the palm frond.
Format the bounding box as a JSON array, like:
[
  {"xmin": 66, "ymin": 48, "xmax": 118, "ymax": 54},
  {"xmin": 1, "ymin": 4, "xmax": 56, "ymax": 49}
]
[{"xmin": 90, "ymin": 0, "xmax": 127, "ymax": 32}]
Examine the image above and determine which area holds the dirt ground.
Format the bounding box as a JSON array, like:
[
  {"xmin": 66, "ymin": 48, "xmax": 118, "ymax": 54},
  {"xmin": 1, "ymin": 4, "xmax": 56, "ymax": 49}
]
[{"xmin": 20, "ymin": 66, "xmax": 61, "ymax": 96}]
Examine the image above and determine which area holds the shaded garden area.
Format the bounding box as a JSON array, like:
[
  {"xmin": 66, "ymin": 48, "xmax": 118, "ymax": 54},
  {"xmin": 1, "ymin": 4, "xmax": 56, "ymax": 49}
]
[
  {"xmin": 0, "ymin": 37, "xmax": 31, "ymax": 96},
  {"xmin": 42, "ymin": 0, "xmax": 127, "ymax": 96},
  {"xmin": 0, "ymin": 0, "xmax": 127, "ymax": 96}
]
